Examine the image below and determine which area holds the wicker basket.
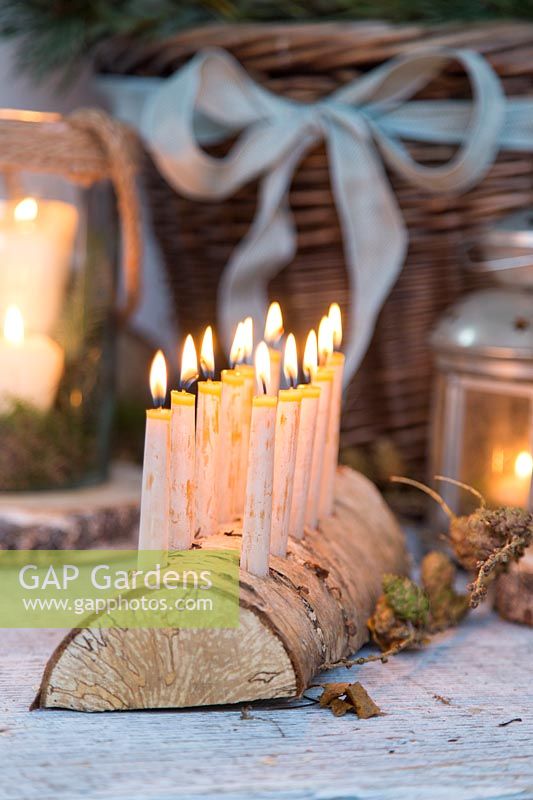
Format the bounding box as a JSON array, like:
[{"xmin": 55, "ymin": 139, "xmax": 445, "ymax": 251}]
[{"xmin": 97, "ymin": 22, "xmax": 533, "ymax": 479}]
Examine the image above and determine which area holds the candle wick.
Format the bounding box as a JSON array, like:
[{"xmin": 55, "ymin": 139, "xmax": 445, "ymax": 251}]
[{"xmin": 261, "ymin": 377, "xmax": 267, "ymax": 395}]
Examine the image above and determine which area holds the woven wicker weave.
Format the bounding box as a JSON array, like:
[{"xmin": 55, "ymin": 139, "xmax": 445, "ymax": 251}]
[{"xmin": 97, "ymin": 22, "xmax": 533, "ymax": 478}]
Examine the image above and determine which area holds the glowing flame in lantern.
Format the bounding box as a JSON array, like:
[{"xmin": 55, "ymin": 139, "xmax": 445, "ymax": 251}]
[
  {"xmin": 200, "ymin": 326, "xmax": 215, "ymax": 379},
  {"xmin": 4, "ymin": 305, "xmax": 24, "ymax": 345},
  {"xmin": 255, "ymin": 341, "xmax": 271, "ymax": 395},
  {"xmin": 230, "ymin": 321, "xmax": 245, "ymax": 367},
  {"xmin": 328, "ymin": 302, "xmax": 342, "ymax": 349},
  {"xmin": 243, "ymin": 316, "xmax": 254, "ymax": 363},
  {"xmin": 14, "ymin": 197, "xmax": 38, "ymax": 223},
  {"xmin": 283, "ymin": 333, "xmax": 298, "ymax": 388},
  {"xmin": 150, "ymin": 350, "xmax": 167, "ymax": 407},
  {"xmin": 318, "ymin": 315, "xmax": 333, "ymax": 366},
  {"xmin": 181, "ymin": 334, "xmax": 198, "ymax": 389},
  {"xmin": 515, "ymin": 451, "xmax": 533, "ymax": 481},
  {"xmin": 303, "ymin": 329, "xmax": 318, "ymax": 382},
  {"xmin": 264, "ymin": 301, "xmax": 284, "ymax": 346}
]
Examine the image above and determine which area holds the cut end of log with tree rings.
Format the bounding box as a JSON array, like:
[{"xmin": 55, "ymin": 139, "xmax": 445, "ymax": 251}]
[{"xmin": 34, "ymin": 468, "xmax": 409, "ymax": 712}]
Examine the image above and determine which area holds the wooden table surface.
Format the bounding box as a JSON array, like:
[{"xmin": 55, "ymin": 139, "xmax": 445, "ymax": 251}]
[{"xmin": 1, "ymin": 604, "xmax": 532, "ymax": 800}]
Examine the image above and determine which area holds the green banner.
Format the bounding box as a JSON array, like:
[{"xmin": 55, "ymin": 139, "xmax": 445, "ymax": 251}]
[{"xmin": 0, "ymin": 550, "xmax": 240, "ymax": 629}]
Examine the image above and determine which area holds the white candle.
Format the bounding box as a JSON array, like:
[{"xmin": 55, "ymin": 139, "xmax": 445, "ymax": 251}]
[
  {"xmin": 218, "ymin": 369, "xmax": 244, "ymax": 524},
  {"xmin": 139, "ymin": 351, "xmax": 170, "ymax": 551},
  {"xmin": 195, "ymin": 326, "xmax": 222, "ymax": 537},
  {"xmin": 235, "ymin": 363, "xmax": 255, "ymax": 518},
  {"xmin": 169, "ymin": 390, "xmax": 196, "ymax": 549},
  {"xmin": 270, "ymin": 388, "xmax": 302, "ymax": 557},
  {"xmin": 290, "ymin": 383, "xmax": 320, "ymax": 540},
  {"xmin": 0, "ymin": 197, "xmax": 78, "ymax": 335},
  {"xmin": 0, "ymin": 305, "xmax": 63, "ymax": 414},
  {"xmin": 241, "ymin": 342, "xmax": 277, "ymax": 577},
  {"xmin": 319, "ymin": 304, "xmax": 344, "ymax": 518},
  {"xmin": 305, "ymin": 367, "xmax": 334, "ymax": 529},
  {"xmin": 169, "ymin": 334, "xmax": 198, "ymax": 549},
  {"xmin": 320, "ymin": 351, "xmax": 345, "ymax": 518}
]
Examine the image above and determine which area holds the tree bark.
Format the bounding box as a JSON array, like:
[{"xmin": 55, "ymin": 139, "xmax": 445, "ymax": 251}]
[
  {"xmin": 495, "ymin": 549, "xmax": 533, "ymax": 627},
  {"xmin": 35, "ymin": 467, "xmax": 409, "ymax": 712}
]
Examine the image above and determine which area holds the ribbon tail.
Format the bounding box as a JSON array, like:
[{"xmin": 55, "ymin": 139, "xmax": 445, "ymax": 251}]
[
  {"xmin": 326, "ymin": 120, "xmax": 408, "ymax": 387},
  {"xmin": 218, "ymin": 136, "xmax": 315, "ymax": 354}
]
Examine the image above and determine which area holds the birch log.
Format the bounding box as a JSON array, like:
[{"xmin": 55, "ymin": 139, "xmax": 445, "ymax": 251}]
[{"xmin": 35, "ymin": 467, "xmax": 408, "ymax": 712}]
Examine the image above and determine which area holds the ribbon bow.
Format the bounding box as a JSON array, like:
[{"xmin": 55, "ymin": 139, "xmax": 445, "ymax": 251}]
[{"xmin": 139, "ymin": 46, "xmax": 533, "ymax": 382}]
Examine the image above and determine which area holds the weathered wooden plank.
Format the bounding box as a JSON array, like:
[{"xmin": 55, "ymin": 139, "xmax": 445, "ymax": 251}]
[{"xmin": 1, "ymin": 603, "xmax": 532, "ymax": 800}]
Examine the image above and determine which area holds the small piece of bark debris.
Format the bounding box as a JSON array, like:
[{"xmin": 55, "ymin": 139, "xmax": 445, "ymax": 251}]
[
  {"xmin": 319, "ymin": 683, "xmax": 350, "ymax": 708},
  {"xmin": 345, "ymin": 682, "xmax": 383, "ymax": 719},
  {"xmin": 498, "ymin": 717, "xmax": 522, "ymax": 727},
  {"xmin": 330, "ymin": 698, "xmax": 354, "ymax": 717},
  {"xmin": 433, "ymin": 694, "xmax": 452, "ymax": 705}
]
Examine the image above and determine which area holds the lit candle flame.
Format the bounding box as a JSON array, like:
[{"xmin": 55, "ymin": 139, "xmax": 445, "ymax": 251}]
[
  {"xmin": 318, "ymin": 315, "xmax": 333, "ymax": 366},
  {"xmin": 14, "ymin": 197, "xmax": 38, "ymax": 223},
  {"xmin": 254, "ymin": 341, "xmax": 271, "ymax": 395},
  {"xmin": 303, "ymin": 329, "xmax": 318, "ymax": 382},
  {"xmin": 149, "ymin": 350, "xmax": 167, "ymax": 408},
  {"xmin": 264, "ymin": 301, "xmax": 284, "ymax": 346},
  {"xmin": 200, "ymin": 325, "xmax": 215, "ymax": 379},
  {"xmin": 243, "ymin": 316, "xmax": 254, "ymax": 363},
  {"xmin": 3, "ymin": 305, "xmax": 24, "ymax": 345},
  {"xmin": 283, "ymin": 333, "xmax": 298, "ymax": 388},
  {"xmin": 180, "ymin": 334, "xmax": 198, "ymax": 389},
  {"xmin": 328, "ymin": 302, "xmax": 342, "ymax": 349},
  {"xmin": 515, "ymin": 451, "xmax": 533, "ymax": 480},
  {"xmin": 230, "ymin": 321, "xmax": 244, "ymax": 367}
]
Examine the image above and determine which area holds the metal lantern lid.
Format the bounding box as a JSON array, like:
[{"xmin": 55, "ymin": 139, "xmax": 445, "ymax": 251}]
[
  {"xmin": 465, "ymin": 210, "xmax": 533, "ymax": 288},
  {"xmin": 431, "ymin": 289, "xmax": 533, "ymax": 379}
]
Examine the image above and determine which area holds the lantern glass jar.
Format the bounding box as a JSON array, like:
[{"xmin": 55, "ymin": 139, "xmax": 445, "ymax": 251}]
[
  {"xmin": 430, "ymin": 288, "xmax": 533, "ymax": 519},
  {"xmin": 0, "ymin": 173, "xmax": 118, "ymax": 491}
]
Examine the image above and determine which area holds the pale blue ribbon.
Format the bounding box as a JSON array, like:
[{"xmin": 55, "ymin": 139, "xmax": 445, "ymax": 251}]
[{"xmin": 132, "ymin": 46, "xmax": 533, "ymax": 383}]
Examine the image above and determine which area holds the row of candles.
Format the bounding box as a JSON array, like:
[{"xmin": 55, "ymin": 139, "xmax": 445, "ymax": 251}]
[{"xmin": 139, "ymin": 302, "xmax": 344, "ymax": 577}]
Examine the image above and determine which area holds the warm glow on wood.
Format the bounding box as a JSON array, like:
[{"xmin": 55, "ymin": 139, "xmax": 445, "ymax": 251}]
[{"xmin": 149, "ymin": 349, "xmax": 167, "ymax": 407}]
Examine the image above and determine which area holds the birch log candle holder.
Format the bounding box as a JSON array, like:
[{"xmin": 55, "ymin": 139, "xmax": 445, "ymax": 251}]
[{"xmin": 34, "ymin": 467, "xmax": 408, "ymax": 712}]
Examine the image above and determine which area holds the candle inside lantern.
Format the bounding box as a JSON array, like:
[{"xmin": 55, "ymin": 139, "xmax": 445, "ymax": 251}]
[
  {"xmin": 270, "ymin": 335, "xmax": 302, "ymax": 557},
  {"xmin": 0, "ymin": 197, "xmax": 78, "ymax": 335},
  {"xmin": 169, "ymin": 335, "xmax": 197, "ymax": 550},
  {"xmin": 139, "ymin": 350, "xmax": 170, "ymax": 551},
  {"xmin": 0, "ymin": 304, "xmax": 64, "ymax": 414},
  {"xmin": 489, "ymin": 447, "xmax": 533, "ymax": 507},
  {"xmin": 264, "ymin": 301, "xmax": 284, "ymax": 396},
  {"xmin": 241, "ymin": 342, "xmax": 277, "ymax": 577},
  {"xmin": 320, "ymin": 304, "xmax": 345, "ymax": 518},
  {"xmin": 195, "ymin": 326, "xmax": 221, "ymax": 537}
]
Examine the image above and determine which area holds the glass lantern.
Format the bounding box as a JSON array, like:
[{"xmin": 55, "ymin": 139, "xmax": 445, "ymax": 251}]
[
  {"xmin": 430, "ymin": 288, "xmax": 533, "ymax": 519},
  {"xmin": 0, "ymin": 110, "xmax": 139, "ymax": 491}
]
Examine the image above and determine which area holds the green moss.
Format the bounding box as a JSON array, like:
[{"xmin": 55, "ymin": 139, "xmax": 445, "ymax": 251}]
[{"xmin": 382, "ymin": 574, "xmax": 430, "ymax": 628}]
